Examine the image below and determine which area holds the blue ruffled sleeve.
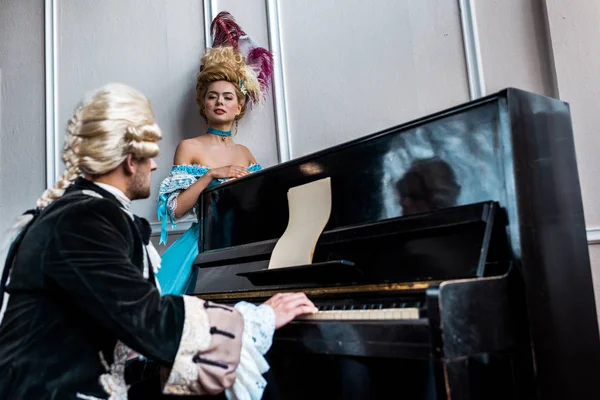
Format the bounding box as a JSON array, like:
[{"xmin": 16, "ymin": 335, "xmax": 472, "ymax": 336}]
[{"xmin": 156, "ymin": 165, "xmax": 211, "ymax": 244}]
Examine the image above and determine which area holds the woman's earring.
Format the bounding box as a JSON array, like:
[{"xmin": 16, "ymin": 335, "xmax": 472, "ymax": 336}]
[{"xmin": 235, "ymin": 115, "xmax": 239, "ymax": 136}]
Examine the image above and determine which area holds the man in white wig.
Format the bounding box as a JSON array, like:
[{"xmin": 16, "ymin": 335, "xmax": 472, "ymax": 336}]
[{"xmin": 0, "ymin": 83, "xmax": 317, "ymax": 400}]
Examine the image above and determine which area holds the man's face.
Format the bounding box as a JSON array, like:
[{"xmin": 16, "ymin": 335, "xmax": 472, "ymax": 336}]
[{"xmin": 128, "ymin": 157, "xmax": 157, "ymax": 200}]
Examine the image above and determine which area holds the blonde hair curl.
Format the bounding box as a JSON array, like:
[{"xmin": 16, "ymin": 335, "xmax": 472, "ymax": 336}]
[
  {"xmin": 196, "ymin": 46, "xmax": 261, "ymax": 120},
  {"xmin": 36, "ymin": 83, "xmax": 162, "ymax": 209}
]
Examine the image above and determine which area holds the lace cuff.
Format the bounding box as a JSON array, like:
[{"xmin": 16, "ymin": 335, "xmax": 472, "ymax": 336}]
[
  {"xmin": 165, "ymin": 191, "xmax": 198, "ymax": 223},
  {"xmin": 234, "ymin": 302, "xmax": 275, "ymax": 355},
  {"xmin": 225, "ymin": 301, "xmax": 276, "ymax": 400},
  {"xmin": 157, "ymin": 190, "xmax": 199, "ymax": 244},
  {"xmin": 162, "ymin": 296, "xmax": 244, "ymax": 396}
]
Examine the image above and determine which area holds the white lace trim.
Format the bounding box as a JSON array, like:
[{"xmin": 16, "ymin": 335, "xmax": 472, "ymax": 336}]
[
  {"xmin": 163, "ymin": 295, "xmax": 212, "ymax": 394},
  {"xmin": 167, "ymin": 191, "xmax": 199, "ymax": 223},
  {"xmin": 234, "ymin": 302, "xmax": 275, "ymax": 355},
  {"xmin": 166, "ymin": 192, "xmax": 179, "ymax": 219},
  {"xmin": 97, "ymin": 341, "xmax": 130, "ymax": 400},
  {"xmin": 225, "ymin": 302, "xmax": 276, "ymax": 400}
]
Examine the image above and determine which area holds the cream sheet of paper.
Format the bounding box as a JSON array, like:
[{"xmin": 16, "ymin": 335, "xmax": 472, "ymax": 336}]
[{"xmin": 268, "ymin": 177, "xmax": 332, "ymax": 269}]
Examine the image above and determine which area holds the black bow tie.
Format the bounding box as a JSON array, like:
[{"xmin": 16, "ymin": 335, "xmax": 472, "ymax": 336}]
[{"xmin": 133, "ymin": 215, "xmax": 152, "ymax": 245}]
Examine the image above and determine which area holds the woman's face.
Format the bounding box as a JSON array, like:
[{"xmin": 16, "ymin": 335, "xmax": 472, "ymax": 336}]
[{"xmin": 203, "ymin": 81, "xmax": 242, "ymax": 125}]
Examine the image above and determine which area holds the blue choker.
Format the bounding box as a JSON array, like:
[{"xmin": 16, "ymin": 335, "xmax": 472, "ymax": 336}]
[{"xmin": 207, "ymin": 127, "xmax": 232, "ymax": 141}]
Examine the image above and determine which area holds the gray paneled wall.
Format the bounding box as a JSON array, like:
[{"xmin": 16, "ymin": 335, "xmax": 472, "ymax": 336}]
[
  {"xmin": 279, "ymin": 0, "xmax": 471, "ymax": 157},
  {"xmin": 476, "ymin": 0, "xmax": 555, "ymax": 96},
  {"xmin": 0, "ymin": 0, "xmax": 46, "ymax": 236},
  {"xmin": 544, "ymin": 0, "xmax": 600, "ymax": 316},
  {"xmin": 545, "ymin": 0, "xmax": 600, "ymax": 227}
]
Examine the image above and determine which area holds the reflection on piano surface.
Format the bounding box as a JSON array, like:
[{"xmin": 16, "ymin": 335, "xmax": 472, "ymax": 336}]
[
  {"xmin": 395, "ymin": 156, "xmax": 461, "ymax": 215},
  {"xmin": 192, "ymin": 88, "xmax": 600, "ymax": 399}
]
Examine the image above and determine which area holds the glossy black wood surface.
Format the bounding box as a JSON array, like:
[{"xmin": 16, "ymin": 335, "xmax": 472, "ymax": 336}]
[
  {"xmin": 194, "ymin": 201, "xmax": 504, "ymax": 295},
  {"xmin": 196, "ymin": 88, "xmax": 600, "ymax": 399},
  {"xmin": 200, "ymin": 97, "xmax": 502, "ymax": 251}
]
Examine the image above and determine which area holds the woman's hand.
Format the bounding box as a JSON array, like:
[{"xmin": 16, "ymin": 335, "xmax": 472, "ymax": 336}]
[
  {"xmin": 264, "ymin": 292, "xmax": 319, "ymax": 329},
  {"xmin": 209, "ymin": 165, "xmax": 249, "ymax": 180}
]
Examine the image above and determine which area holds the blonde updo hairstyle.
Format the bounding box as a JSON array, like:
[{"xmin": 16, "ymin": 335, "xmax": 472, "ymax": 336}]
[
  {"xmin": 37, "ymin": 83, "xmax": 162, "ymax": 209},
  {"xmin": 196, "ymin": 46, "xmax": 254, "ymax": 120}
]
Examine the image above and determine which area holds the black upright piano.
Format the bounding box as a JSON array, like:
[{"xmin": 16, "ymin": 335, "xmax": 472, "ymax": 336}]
[{"xmin": 192, "ymin": 88, "xmax": 600, "ymax": 399}]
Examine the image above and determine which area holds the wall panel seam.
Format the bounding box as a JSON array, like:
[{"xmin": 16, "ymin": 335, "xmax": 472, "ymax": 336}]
[{"xmin": 458, "ymin": 0, "xmax": 485, "ymax": 99}]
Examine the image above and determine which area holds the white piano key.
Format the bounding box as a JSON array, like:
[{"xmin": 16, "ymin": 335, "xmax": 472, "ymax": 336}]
[{"xmin": 296, "ymin": 307, "xmax": 420, "ymax": 321}]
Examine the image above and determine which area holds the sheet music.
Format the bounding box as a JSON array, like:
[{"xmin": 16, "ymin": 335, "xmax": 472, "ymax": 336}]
[{"xmin": 268, "ymin": 177, "xmax": 332, "ymax": 269}]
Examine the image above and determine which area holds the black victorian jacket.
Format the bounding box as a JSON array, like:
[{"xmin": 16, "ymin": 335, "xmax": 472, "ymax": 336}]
[{"xmin": 0, "ymin": 178, "xmax": 271, "ymax": 399}]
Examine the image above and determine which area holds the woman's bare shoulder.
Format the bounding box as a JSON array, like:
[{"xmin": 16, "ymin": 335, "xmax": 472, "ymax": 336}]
[
  {"xmin": 237, "ymin": 144, "xmax": 257, "ymax": 164},
  {"xmin": 174, "ymin": 137, "xmax": 207, "ymax": 164}
]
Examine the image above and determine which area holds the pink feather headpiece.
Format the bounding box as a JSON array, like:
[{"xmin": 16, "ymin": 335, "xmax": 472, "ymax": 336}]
[{"xmin": 208, "ymin": 11, "xmax": 274, "ymax": 105}]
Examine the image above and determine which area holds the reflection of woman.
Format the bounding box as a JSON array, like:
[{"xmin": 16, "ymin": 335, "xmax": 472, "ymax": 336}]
[
  {"xmin": 156, "ymin": 12, "xmax": 273, "ymax": 295},
  {"xmin": 395, "ymin": 157, "xmax": 461, "ymax": 215}
]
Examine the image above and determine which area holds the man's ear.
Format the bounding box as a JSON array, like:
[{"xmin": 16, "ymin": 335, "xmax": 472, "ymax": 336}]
[{"xmin": 124, "ymin": 154, "xmax": 136, "ymax": 176}]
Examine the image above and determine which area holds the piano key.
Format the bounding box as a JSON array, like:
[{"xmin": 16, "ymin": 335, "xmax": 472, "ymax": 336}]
[{"xmin": 295, "ymin": 307, "xmax": 420, "ymax": 321}]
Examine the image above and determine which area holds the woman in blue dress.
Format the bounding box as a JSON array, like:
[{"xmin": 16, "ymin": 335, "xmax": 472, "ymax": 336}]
[{"xmin": 156, "ymin": 12, "xmax": 273, "ymax": 295}]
